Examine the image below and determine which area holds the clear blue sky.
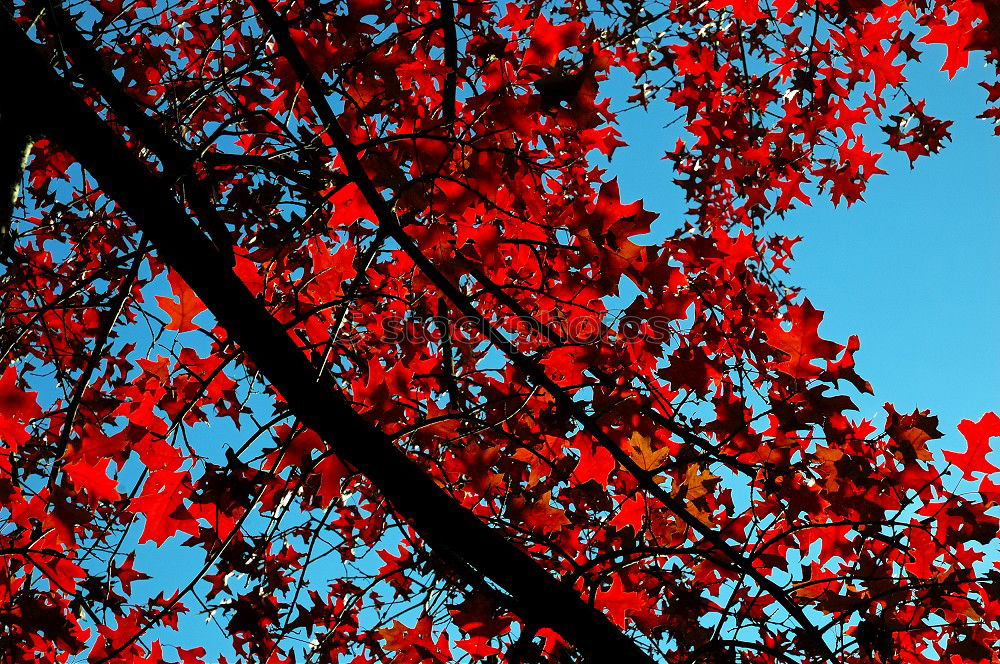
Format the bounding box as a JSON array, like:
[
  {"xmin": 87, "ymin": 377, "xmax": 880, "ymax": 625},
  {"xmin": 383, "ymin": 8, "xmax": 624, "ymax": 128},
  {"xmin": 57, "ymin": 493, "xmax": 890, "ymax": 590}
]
[{"xmin": 606, "ymin": 48, "xmax": 1000, "ymax": 449}]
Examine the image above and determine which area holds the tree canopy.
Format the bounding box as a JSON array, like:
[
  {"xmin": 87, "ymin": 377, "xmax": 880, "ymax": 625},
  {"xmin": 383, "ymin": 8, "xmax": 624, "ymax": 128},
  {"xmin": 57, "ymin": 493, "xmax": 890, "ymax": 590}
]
[{"xmin": 0, "ymin": 0, "xmax": 998, "ymax": 662}]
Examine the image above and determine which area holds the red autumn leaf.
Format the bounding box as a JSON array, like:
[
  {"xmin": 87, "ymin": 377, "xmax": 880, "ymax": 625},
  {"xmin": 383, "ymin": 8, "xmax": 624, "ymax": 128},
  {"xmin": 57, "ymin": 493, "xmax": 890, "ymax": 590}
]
[
  {"xmin": 944, "ymin": 412, "xmax": 1000, "ymax": 479},
  {"xmin": 0, "ymin": 366, "xmax": 42, "ymax": 421},
  {"xmin": 111, "ymin": 552, "xmax": 151, "ymax": 594},
  {"xmin": 522, "ymin": 17, "xmax": 583, "ymax": 68},
  {"xmin": 820, "ymin": 334, "xmax": 872, "ymax": 393},
  {"xmin": 767, "ymin": 300, "xmax": 844, "ymax": 380},
  {"xmin": 5, "ymin": 0, "xmax": 999, "ymax": 660},
  {"xmin": 920, "ymin": 16, "xmax": 977, "ymax": 78},
  {"xmin": 129, "ymin": 469, "xmax": 199, "ymax": 546},
  {"xmin": 64, "ymin": 457, "xmax": 121, "ymax": 503},
  {"xmin": 454, "ymin": 636, "xmax": 502, "ymax": 658},
  {"xmin": 505, "ymin": 491, "xmax": 570, "ymax": 534},
  {"xmin": 449, "ymin": 592, "xmax": 512, "ymax": 638},
  {"xmin": 155, "ymin": 269, "xmax": 207, "ymax": 332}
]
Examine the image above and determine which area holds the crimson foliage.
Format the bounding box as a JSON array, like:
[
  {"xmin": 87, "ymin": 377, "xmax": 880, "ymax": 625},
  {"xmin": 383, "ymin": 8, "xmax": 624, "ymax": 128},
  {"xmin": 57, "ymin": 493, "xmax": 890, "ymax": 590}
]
[{"xmin": 0, "ymin": 0, "xmax": 998, "ymax": 662}]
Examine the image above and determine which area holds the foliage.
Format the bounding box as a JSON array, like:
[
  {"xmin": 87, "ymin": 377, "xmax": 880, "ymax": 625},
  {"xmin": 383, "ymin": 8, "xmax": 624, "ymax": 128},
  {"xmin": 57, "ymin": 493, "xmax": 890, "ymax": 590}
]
[{"xmin": 0, "ymin": 0, "xmax": 998, "ymax": 662}]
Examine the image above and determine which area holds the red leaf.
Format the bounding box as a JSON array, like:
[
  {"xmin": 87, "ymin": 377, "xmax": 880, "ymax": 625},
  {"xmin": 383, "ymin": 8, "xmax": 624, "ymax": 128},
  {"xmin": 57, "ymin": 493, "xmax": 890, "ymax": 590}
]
[
  {"xmin": 112, "ymin": 552, "xmax": 151, "ymax": 595},
  {"xmin": 64, "ymin": 457, "xmax": 121, "ymax": 503},
  {"xmin": 155, "ymin": 269, "xmax": 207, "ymax": 332},
  {"xmin": 944, "ymin": 412, "xmax": 1000, "ymax": 479},
  {"xmin": 767, "ymin": 300, "xmax": 843, "ymax": 380},
  {"xmin": 0, "ymin": 367, "xmax": 42, "ymax": 421},
  {"xmin": 522, "ymin": 17, "xmax": 583, "ymax": 68},
  {"xmin": 130, "ymin": 469, "xmax": 199, "ymax": 546}
]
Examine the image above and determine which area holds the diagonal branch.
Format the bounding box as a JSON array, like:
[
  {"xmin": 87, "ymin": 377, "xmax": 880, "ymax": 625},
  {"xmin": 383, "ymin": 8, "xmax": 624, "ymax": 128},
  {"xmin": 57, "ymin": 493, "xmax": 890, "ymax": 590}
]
[
  {"xmin": 33, "ymin": 2, "xmax": 835, "ymax": 658},
  {"xmin": 0, "ymin": 11, "xmax": 654, "ymax": 663}
]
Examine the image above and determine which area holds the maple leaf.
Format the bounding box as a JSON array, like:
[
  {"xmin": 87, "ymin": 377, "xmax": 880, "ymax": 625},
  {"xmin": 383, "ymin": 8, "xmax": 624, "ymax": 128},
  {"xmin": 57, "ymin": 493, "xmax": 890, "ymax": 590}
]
[
  {"xmin": 5, "ymin": 0, "xmax": 1000, "ymax": 661},
  {"xmin": 449, "ymin": 592, "xmax": 512, "ymax": 637},
  {"xmin": 767, "ymin": 300, "xmax": 843, "ymax": 380},
  {"xmin": 627, "ymin": 432, "xmax": 670, "ymax": 472},
  {"xmin": 675, "ymin": 464, "xmax": 720, "ymax": 502},
  {"xmin": 659, "ymin": 345, "xmax": 721, "ymax": 396},
  {"xmin": 155, "ymin": 269, "xmax": 207, "ymax": 332},
  {"xmin": 346, "ymin": 0, "xmax": 384, "ymax": 16},
  {"xmin": 774, "ymin": 169, "xmax": 811, "ymax": 211},
  {"xmin": 706, "ymin": 0, "xmax": 764, "ymax": 23},
  {"xmin": 920, "ymin": 17, "xmax": 976, "ymax": 78},
  {"xmin": 455, "ymin": 636, "xmax": 502, "ymax": 658},
  {"xmin": 130, "ymin": 469, "xmax": 200, "ymax": 546},
  {"xmin": 943, "ymin": 412, "xmax": 1000, "ymax": 479},
  {"xmin": 820, "ymin": 334, "xmax": 872, "ymax": 394},
  {"xmin": 574, "ymin": 438, "xmax": 616, "ymax": 484},
  {"xmin": 42, "ymin": 498, "xmax": 93, "ymax": 547},
  {"xmin": 379, "ymin": 615, "xmax": 451, "ymax": 661},
  {"xmin": 522, "ymin": 17, "xmax": 583, "ymax": 68},
  {"xmin": 64, "ymin": 457, "xmax": 121, "ymax": 504},
  {"xmin": 505, "ymin": 491, "xmax": 571, "ymax": 533},
  {"xmin": 0, "ymin": 366, "xmax": 42, "ymax": 421},
  {"xmin": 594, "ymin": 576, "xmax": 652, "ymax": 627},
  {"xmin": 112, "ymin": 553, "xmax": 151, "ymax": 594}
]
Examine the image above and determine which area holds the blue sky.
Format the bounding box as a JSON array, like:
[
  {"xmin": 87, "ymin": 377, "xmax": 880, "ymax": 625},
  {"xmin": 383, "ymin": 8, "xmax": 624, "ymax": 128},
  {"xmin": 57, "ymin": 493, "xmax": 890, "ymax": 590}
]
[{"xmin": 606, "ymin": 48, "xmax": 999, "ymax": 446}]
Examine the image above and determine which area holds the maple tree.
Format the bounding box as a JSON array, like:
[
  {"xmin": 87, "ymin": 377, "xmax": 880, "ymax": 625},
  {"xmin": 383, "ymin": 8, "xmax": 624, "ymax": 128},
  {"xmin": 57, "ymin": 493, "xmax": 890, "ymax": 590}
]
[{"xmin": 0, "ymin": 0, "xmax": 999, "ymax": 661}]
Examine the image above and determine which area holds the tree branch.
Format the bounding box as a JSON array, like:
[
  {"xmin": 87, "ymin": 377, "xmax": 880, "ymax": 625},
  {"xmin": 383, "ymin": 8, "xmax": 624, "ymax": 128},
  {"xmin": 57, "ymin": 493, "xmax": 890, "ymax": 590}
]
[{"xmin": 0, "ymin": 11, "xmax": 654, "ymax": 663}]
